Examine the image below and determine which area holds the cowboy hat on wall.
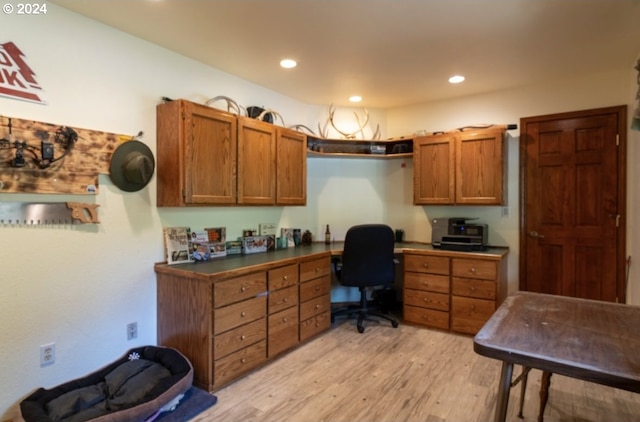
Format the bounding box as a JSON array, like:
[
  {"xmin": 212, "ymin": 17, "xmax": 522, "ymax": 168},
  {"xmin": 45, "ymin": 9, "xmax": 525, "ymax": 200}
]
[{"xmin": 109, "ymin": 140, "xmax": 155, "ymax": 192}]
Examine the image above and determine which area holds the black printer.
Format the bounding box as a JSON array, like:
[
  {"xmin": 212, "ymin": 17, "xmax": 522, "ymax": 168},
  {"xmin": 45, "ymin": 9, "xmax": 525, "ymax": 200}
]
[{"xmin": 431, "ymin": 217, "xmax": 488, "ymax": 251}]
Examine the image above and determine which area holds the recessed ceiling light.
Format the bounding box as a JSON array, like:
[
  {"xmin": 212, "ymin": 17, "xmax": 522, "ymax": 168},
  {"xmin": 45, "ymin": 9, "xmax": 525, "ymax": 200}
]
[
  {"xmin": 449, "ymin": 75, "xmax": 465, "ymax": 84},
  {"xmin": 280, "ymin": 59, "xmax": 297, "ymax": 69},
  {"xmin": 349, "ymin": 95, "xmax": 362, "ymax": 103}
]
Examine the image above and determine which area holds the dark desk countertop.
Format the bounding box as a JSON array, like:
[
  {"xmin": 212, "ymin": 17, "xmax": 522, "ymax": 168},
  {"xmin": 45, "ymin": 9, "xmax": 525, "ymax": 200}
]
[{"xmin": 155, "ymin": 242, "xmax": 508, "ymax": 280}]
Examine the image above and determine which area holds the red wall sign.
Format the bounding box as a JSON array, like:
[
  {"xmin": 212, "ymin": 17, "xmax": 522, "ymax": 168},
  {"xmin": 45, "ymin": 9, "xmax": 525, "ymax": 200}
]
[{"xmin": 0, "ymin": 41, "xmax": 46, "ymax": 104}]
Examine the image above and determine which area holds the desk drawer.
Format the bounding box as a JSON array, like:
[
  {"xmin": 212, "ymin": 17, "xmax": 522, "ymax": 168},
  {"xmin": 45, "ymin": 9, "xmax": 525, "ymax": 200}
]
[
  {"xmin": 300, "ymin": 293, "xmax": 330, "ymax": 321},
  {"xmin": 451, "ymin": 296, "xmax": 495, "ymax": 335},
  {"xmin": 214, "ymin": 339, "xmax": 267, "ymax": 388},
  {"xmin": 405, "ymin": 255, "xmax": 449, "ymax": 275},
  {"xmin": 404, "ymin": 289, "xmax": 449, "ymax": 312},
  {"xmin": 404, "ymin": 272, "xmax": 449, "ymax": 294},
  {"xmin": 452, "ymin": 277, "xmax": 496, "ymax": 300},
  {"xmin": 404, "ymin": 305, "xmax": 449, "ymax": 330},
  {"xmin": 214, "ymin": 318, "xmax": 266, "ymax": 359},
  {"xmin": 268, "ymin": 307, "xmax": 299, "ymax": 357},
  {"xmin": 300, "ymin": 256, "xmax": 330, "ymax": 282},
  {"xmin": 214, "ymin": 296, "xmax": 267, "ymax": 335},
  {"xmin": 300, "ymin": 311, "xmax": 330, "ymax": 342},
  {"xmin": 214, "ymin": 272, "xmax": 267, "ymax": 308},
  {"xmin": 268, "ymin": 285, "xmax": 298, "ymax": 314},
  {"xmin": 268, "ymin": 264, "xmax": 299, "ymax": 290},
  {"xmin": 300, "ymin": 275, "xmax": 331, "ymax": 302},
  {"xmin": 452, "ymin": 258, "xmax": 496, "ymax": 280}
]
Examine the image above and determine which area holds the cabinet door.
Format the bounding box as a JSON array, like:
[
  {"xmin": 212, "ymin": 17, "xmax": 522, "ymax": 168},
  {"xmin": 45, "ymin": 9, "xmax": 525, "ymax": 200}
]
[
  {"xmin": 237, "ymin": 117, "xmax": 277, "ymax": 204},
  {"xmin": 157, "ymin": 99, "xmax": 237, "ymax": 206},
  {"xmin": 455, "ymin": 128, "xmax": 505, "ymax": 205},
  {"xmin": 413, "ymin": 134, "xmax": 455, "ymax": 205},
  {"xmin": 276, "ymin": 127, "xmax": 307, "ymax": 205}
]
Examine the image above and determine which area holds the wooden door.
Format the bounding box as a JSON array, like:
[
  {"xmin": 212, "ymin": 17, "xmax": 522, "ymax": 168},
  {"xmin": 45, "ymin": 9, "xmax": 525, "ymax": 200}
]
[
  {"xmin": 276, "ymin": 127, "xmax": 306, "ymax": 205},
  {"xmin": 413, "ymin": 133, "xmax": 455, "ymax": 205},
  {"xmin": 237, "ymin": 117, "xmax": 276, "ymax": 205},
  {"xmin": 455, "ymin": 128, "xmax": 505, "ymax": 205},
  {"xmin": 520, "ymin": 106, "xmax": 626, "ymax": 302}
]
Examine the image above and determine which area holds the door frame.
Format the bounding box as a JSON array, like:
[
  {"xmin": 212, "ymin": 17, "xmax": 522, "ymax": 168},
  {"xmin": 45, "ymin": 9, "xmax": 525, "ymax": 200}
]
[{"xmin": 519, "ymin": 105, "xmax": 627, "ymax": 302}]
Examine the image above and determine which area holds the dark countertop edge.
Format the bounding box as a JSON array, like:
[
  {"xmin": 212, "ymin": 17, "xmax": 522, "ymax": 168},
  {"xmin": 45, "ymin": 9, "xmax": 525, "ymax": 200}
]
[{"xmin": 154, "ymin": 241, "xmax": 508, "ymax": 280}]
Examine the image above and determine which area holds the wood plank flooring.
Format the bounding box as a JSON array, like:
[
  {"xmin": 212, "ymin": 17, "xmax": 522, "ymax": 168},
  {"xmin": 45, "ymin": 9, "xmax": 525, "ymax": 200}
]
[{"xmin": 194, "ymin": 318, "xmax": 640, "ymax": 422}]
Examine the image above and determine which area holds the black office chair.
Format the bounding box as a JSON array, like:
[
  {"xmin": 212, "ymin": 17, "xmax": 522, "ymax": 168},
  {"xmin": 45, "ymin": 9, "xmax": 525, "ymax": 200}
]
[{"xmin": 330, "ymin": 224, "xmax": 399, "ymax": 333}]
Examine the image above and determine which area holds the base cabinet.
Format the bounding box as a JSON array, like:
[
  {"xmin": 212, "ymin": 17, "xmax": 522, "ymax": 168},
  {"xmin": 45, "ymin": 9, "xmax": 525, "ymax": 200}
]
[
  {"xmin": 299, "ymin": 256, "xmax": 331, "ymax": 341},
  {"xmin": 156, "ymin": 252, "xmax": 331, "ymax": 392},
  {"xmin": 403, "ymin": 251, "xmax": 508, "ymax": 335}
]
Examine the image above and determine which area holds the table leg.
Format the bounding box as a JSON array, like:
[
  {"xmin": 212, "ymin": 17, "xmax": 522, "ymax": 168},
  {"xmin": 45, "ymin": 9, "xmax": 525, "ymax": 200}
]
[
  {"xmin": 538, "ymin": 371, "xmax": 552, "ymax": 422},
  {"xmin": 494, "ymin": 361, "xmax": 514, "ymax": 422}
]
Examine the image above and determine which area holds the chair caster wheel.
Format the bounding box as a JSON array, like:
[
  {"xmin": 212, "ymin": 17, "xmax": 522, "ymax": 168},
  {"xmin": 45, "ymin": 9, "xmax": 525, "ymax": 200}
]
[
  {"xmin": 392, "ymin": 321, "xmax": 399, "ymax": 328},
  {"xmin": 357, "ymin": 325, "xmax": 365, "ymax": 333}
]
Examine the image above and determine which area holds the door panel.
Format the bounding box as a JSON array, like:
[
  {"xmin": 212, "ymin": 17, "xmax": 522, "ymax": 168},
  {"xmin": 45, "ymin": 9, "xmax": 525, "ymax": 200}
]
[{"xmin": 520, "ymin": 106, "xmax": 626, "ymax": 303}]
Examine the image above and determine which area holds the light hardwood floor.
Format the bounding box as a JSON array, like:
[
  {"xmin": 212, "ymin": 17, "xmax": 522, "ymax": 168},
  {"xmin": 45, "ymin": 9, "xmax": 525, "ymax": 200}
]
[{"xmin": 195, "ymin": 319, "xmax": 640, "ymax": 422}]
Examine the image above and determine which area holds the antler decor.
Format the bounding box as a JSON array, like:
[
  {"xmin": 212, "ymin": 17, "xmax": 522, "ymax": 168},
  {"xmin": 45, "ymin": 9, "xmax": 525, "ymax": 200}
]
[
  {"xmin": 255, "ymin": 109, "xmax": 285, "ymax": 127},
  {"xmin": 324, "ymin": 105, "xmax": 381, "ymax": 140},
  {"xmin": 205, "ymin": 95, "xmax": 245, "ymax": 115}
]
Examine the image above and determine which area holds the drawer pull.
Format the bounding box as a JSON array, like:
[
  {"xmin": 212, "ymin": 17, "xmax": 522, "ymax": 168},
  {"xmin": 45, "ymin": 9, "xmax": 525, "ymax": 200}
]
[
  {"xmin": 315, "ymin": 304, "xmax": 320, "ymax": 309},
  {"xmin": 283, "ymin": 275, "xmax": 288, "ymax": 280},
  {"xmin": 284, "ymin": 298, "xmax": 289, "ymax": 302},
  {"xmin": 422, "ymin": 281, "xmax": 429, "ymax": 286},
  {"xmin": 423, "ymin": 298, "xmax": 429, "ymax": 303},
  {"xmin": 240, "ymin": 335, "xmax": 246, "ymax": 340},
  {"xmin": 241, "ymin": 286, "xmax": 247, "ymax": 292},
  {"xmin": 423, "ymin": 263, "xmax": 429, "ymax": 268},
  {"xmin": 282, "ymin": 318, "xmax": 288, "ymax": 322},
  {"xmin": 315, "ymin": 267, "xmax": 320, "ymax": 272},
  {"xmin": 314, "ymin": 286, "xmax": 320, "ymax": 291},
  {"xmin": 241, "ymin": 358, "xmax": 246, "ymax": 364},
  {"xmin": 470, "ymin": 286, "xmax": 476, "ymax": 291},
  {"xmin": 241, "ymin": 312, "xmax": 246, "ymax": 317},
  {"xmin": 470, "ymin": 267, "xmax": 477, "ymax": 273}
]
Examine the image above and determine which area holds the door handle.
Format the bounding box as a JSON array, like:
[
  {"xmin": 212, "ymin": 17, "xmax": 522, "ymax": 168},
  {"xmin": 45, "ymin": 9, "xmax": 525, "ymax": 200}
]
[{"xmin": 529, "ymin": 230, "xmax": 545, "ymax": 238}]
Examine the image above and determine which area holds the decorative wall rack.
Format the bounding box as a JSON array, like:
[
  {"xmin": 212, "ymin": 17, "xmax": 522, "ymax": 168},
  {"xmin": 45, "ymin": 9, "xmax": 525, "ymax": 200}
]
[{"xmin": 0, "ymin": 116, "xmax": 134, "ymax": 194}]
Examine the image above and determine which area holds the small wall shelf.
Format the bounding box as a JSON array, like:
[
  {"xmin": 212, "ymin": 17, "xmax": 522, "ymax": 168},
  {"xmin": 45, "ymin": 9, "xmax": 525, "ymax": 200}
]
[{"xmin": 307, "ymin": 136, "xmax": 413, "ymax": 159}]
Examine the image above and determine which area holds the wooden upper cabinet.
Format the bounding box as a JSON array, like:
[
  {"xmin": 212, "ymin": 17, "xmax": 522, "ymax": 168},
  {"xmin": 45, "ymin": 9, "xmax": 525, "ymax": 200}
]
[
  {"xmin": 413, "ymin": 133, "xmax": 456, "ymax": 205},
  {"xmin": 157, "ymin": 99, "xmax": 237, "ymax": 206},
  {"xmin": 276, "ymin": 127, "xmax": 307, "ymax": 205},
  {"xmin": 455, "ymin": 128, "xmax": 505, "ymax": 205},
  {"xmin": 237, "ymin": 117, "xmax": 277, "ymax": 205},
  {"xmin": 157, "ymin": 99, "xmax": 307, "ymax": 207},
  {"xmin": 413, "ymin": 127, "xmax": 506, "ymax": 205}
]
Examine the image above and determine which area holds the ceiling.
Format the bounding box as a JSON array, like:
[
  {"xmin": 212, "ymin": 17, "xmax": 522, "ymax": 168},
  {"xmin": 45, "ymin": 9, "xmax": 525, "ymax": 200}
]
[{"xmin": 51, "ymin": 0, "xmax": 640, "ymax": 109}]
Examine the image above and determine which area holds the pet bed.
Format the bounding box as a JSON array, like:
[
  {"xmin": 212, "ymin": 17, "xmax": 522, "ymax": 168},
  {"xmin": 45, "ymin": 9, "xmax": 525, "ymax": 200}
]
[{"xmin": 20, "ymin": 345, "xmax": 193, "ymax": 422}]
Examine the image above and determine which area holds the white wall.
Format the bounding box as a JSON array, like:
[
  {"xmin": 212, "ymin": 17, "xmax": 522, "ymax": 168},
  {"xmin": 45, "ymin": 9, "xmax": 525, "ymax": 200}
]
[{"xmin": 1, "ymin": 4, "xmax": 638, "ymax": 418}]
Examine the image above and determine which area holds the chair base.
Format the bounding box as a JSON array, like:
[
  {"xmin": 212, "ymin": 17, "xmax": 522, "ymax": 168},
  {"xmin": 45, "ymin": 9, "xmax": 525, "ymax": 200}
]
[{"xmin": 331, "ymin": 288, "xmax": 399, "ymax": 333}]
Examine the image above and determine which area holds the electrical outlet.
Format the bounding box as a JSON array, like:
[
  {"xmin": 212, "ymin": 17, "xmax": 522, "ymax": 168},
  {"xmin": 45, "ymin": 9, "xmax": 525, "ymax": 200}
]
[
  {"xmin": 127, "ymin": 322, "xmax": 137, "ymax": 340},
  {"xmin": 40, "ymin": 343, "xmax": 55, "ymax": 366}
]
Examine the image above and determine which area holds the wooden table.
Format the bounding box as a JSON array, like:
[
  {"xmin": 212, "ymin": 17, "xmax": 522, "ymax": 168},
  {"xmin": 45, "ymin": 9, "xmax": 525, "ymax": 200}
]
[{"xmin": 473, "ymin": 291, "xmax": 640, "ymax": 422}]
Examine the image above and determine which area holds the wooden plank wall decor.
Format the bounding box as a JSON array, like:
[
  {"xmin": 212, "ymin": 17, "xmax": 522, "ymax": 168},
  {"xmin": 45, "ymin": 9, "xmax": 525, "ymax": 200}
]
[{"xmin": 0, "ymin": 116, "xmax": 136, "ymax": 194}]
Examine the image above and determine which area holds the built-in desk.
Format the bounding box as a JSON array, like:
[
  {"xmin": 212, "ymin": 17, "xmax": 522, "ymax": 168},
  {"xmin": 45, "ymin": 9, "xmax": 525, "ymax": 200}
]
[{"xmin": 155, "ymin": 242, "xmax": 508, "ymax": 392}]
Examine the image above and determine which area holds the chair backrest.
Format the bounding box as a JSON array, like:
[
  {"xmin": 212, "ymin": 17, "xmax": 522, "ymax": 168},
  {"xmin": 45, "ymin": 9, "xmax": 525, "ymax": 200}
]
[{"xmin": 340, "ymin": 224, "xmax": 395, "ymax": 288}]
